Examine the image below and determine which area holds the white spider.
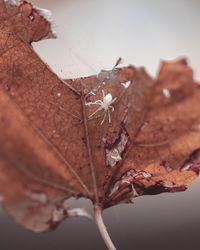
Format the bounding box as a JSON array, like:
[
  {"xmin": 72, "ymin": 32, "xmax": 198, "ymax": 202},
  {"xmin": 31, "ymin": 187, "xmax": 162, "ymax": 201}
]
[{"xmin": 86, "ymin": 90, "xmax": 117, "ymax": 125}]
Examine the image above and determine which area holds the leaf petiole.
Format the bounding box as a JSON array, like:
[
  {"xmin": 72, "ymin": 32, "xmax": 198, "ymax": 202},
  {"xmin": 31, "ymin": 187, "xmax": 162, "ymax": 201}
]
[{"xmin": 94, "ymin": 205, "xmax": 116, "ymax": 250}]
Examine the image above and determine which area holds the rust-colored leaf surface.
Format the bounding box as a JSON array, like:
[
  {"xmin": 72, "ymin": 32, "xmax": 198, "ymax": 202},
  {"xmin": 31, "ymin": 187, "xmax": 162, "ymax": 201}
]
[{"xmin": 0, "ymin": 0, "xmax": 200, "ymax": 240}]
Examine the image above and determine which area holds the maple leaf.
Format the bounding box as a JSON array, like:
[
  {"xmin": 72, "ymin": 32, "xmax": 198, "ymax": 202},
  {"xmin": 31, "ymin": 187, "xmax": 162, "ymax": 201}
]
[{"xmin": 0, "ymin": 1, "xmax": 200, "ymax": 249}]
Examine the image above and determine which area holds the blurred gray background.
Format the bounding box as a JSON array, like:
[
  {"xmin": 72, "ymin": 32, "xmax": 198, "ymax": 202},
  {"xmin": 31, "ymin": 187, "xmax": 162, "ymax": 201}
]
[{"xmin": 1, "ymin": 0, "xmax": 200, "ymax": 249}]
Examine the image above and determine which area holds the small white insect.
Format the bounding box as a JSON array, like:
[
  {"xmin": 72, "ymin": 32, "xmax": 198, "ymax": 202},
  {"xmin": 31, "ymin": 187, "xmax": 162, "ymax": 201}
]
[{"xmin": 86, "ymin": 90, "xmax": 117, "ymax": 125}]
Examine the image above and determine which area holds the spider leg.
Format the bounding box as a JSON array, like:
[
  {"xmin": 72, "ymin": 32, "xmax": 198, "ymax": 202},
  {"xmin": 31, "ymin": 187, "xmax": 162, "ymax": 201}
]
[
  {"xmin": 111, "ymin": 97, "xmax": 117, "ymax": 104},
  {"xmin": 88, "ymin": 113, "xmax": 102, "ymax": 121},
  {"xmin": 94, "ymin": 100, "xmax": 104, "ymax": 105},
  {"xmin": 110, "ymin": 105, "xmax": 114, "ymax": 112},
  {"xmin": 100, "ymin": 111, "xmax": 107, "ymax": 125},
  {"xmin": 88, "ymin": 105, "xmax": 103, "ymax": 118},
  {"xmin": 108, "ymin": 109, "xmax": 111, "ymax": 123},
  {"xmin": 102, "ymin": 89, "xmax": 105, "ymax": 98},
  {"xmin": 86, "ymin": 100, "xmax": 103, "ymax": 106}
]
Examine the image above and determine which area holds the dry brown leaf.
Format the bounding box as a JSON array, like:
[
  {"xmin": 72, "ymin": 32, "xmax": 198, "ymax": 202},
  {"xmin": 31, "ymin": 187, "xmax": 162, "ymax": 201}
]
[{"xmin": 0, "ymin": 1, "xmax": 200, "ymax": 249}]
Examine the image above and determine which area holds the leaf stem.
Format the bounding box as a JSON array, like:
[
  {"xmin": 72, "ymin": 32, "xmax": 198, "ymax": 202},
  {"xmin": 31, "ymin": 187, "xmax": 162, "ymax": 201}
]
[{"xmin": 94, "ymin": 205, "xmax": 116, "ymax": 250}]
